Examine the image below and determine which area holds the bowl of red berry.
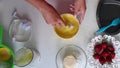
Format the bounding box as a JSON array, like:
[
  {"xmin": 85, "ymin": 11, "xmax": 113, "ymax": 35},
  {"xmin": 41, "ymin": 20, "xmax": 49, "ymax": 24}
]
[{"xmin": 87, "ymin": 35, "xmax": 120, "ymax": 68}]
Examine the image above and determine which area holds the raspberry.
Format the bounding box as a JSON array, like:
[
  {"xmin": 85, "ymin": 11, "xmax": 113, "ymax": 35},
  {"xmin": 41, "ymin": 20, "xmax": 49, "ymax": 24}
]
[
  {"xmin": 106, "ymin": 56, "xmax": 112, "ymax": 63},
  {"xmin": 101, "ymin": 42, "xmax": 107, "ymax": 49},
  {"xmin": 110, "ymin": 53, "xmax": 115, "ymax": 59},
  {"xmin": 99, "ymin": 56, "xmax": 106, "ymax": 64},
  {"xmin": 94, "ymin": 44, "xmax": 102, "ymax": 53},
  {"xmin": 101, "ymin": 50, "xmax": 109, "ymax": 57},
  {"xmin": 108, "ymin": 46, "xmax": 115, "ymax": 52},
  {"xmin": 93, "ymin": 53, "xmax": 100, "ymax": 59}
]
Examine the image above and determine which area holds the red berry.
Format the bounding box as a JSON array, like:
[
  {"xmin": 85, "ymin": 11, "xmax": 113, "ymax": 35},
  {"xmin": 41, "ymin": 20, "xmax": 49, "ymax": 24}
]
[
  {"xmin": 101, "ymin": 42, "xmax": 107, "ymax": 49},
  {"xmin": 108, "ymin": 46, "xmax": 115, "ymax": 52},
  {"xmin": 93, "ymin": 53, "xmax": 100, "ymax": 59},
  {"xmin": 110, "ymin": 53, "xmax": 115, "ymax": 59},
  {"xmin": 99, "ymin": 56, "xmax": 106, "ymax": 64},
  {"xmin": 101, "ymin": 50, "xmax": 109, "ymax": 57},
  {"xmin": 94, "ymin": 44, "xmax": 102, "ymax": 53},
  {"xmin": 106, "ymin": 56, "xmax": 112, "ymax": 62}
]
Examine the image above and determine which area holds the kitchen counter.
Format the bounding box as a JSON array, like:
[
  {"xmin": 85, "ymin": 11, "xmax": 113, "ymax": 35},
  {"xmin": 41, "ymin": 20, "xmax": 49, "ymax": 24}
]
[{"xmin": 0, "ymin": 0, "xmax": 120, "ymax": 68}]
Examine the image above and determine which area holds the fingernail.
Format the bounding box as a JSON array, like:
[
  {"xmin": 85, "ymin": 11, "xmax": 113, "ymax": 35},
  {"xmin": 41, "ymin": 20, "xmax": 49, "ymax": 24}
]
[{"xmin": 74, "ymin": 15, "xmax": 77, "ymax": 18}]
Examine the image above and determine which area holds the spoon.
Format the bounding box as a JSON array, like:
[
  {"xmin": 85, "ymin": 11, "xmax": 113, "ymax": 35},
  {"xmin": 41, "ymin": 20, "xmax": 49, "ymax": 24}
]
[{"xmin": 96, "ymin": 18, "xmax": 120, "ymax": 34}]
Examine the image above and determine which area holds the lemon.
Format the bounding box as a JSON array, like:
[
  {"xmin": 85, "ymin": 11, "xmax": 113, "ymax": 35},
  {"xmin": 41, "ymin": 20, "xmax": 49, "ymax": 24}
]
[
  {"xmin": 14, "ymin": 47, "xmax": 33, "ymax": 67},
  {"xmin": 0, "ymin": 47, "xmax": 11, "ymax": 61}
]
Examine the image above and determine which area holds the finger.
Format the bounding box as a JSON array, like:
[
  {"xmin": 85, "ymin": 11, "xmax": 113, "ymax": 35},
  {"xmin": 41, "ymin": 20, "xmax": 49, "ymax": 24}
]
[
  {"xmin": 58, "ymin": 18, "xmax": 66, "ymax": 27},
  {"xmin": 52, "ymin": 24, "xmax": 56, "ymax": 27},
  {"xmin": 52, "ymin": 23, "xmax": 61, "ymax": 28},
  {"xmin": 69, "ymin": 7, "xmax": 74, "ymax": 12},
  {"xmin": 74, "ymin": 10, "xmax": 79, "ymax": 16},
  {"xmin": 69, "ymin": 4, "xmax": 74, "ymax": 8},
  {"xmin": 73, "ymin": 5, "xmax": 81, "ymax": 16},
  {"xmin": 44, "ymin": 20, "xmax": 50, "ymax": 24},
  {"xmin": 74, "ymin": 9, "xmax": 81, "ymax": 17},
  {"xmin": 69, "ymin": 4, "xmax": 75, "ymax": 13},
  {"xmin": 55, "ymin": 23, "xmax": 61, "ymax": 28},
  {"xmin": 59, "ymin": 21, "xmax": 66, "ymax": 27},
  {"xmin": 73, "ymin": 7, "xmax": 80, "ymax": 16},
  {"xmin": 79, "ymin": 12, "xmax": 85, "ymax": 23}
]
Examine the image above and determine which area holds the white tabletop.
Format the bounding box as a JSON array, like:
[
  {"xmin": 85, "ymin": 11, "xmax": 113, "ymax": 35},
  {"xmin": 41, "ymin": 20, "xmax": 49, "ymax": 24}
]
[{"xmin": 0, "ymin": 0, "xmax": 120, "ymax": 68}]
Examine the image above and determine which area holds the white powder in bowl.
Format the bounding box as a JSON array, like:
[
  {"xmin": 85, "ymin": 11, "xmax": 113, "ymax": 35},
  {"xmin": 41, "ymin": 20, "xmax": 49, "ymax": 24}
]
[{"xmin": 63, "ymin": 55, "xmax": 77, "ymax": 68}]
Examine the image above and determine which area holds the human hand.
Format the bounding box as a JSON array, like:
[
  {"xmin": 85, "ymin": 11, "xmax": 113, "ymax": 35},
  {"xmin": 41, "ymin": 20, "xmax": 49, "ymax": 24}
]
[
  {"xmin": 70, "ymin": 0, "xmax": 86, "ymax": 23},
  {"xmin": 26, "ymin": 0, "xmax": 65, "ymax": 27},
  {"xmin": 41, "ymin": 7, "xmax": 66, "ymax": 28}
]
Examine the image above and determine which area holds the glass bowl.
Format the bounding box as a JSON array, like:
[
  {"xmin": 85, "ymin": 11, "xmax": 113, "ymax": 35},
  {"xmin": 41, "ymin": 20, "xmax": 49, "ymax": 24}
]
[
  {"xmin": 9, "ymin": 18, "xmax": 31, "ymax": 42},
  {"xmin": 87, "ymin": 35, "xmax": 120, "ymax": 68},
  {"xmin": 14, "ymin": 47, "xmax": 40, "ymax": 67},
  {"xmin": 56, "ymin": 44, "xmax": 87, "ymax": 68}
]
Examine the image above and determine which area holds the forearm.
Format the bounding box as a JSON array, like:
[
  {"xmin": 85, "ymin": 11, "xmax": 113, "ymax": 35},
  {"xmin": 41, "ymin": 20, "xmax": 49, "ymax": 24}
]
[
  {"xmin": 34, "ymin": 0, "xmax": 58, "ymax": 15},
  {"xmin": 35, "ymin": 0, "xmax": 48, "ymax": 12},
  {"xmin": 81, "ymin": 0, "xmax": 86, "ymax": 6},
  {"xmin": 26, "ymin": 0, "xmax": 56, "ymax": 13},
  {"xmin": 77, "ymin": 0, "xmax": 86, "ymax": 5},
  {"xmin": 36, "ymin": 0, "xmax": 61, "ymax": 23},
  {"xmin": 26, "ymin": 0, "xmax": 65, "ymax": 27}
]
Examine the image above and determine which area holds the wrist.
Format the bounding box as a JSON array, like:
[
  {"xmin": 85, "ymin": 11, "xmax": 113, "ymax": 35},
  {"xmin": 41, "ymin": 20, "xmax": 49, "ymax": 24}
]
[
  {"xmin": 37, "ymin": 1, "xmax": 51, "ymax": 12},
  {"xmin": 35, "ymin": 0, "xmax": 46, "ymax": 10},
  {"xmin": 38, "ymin": 1, "xmax": 57, "ymax": 15}
]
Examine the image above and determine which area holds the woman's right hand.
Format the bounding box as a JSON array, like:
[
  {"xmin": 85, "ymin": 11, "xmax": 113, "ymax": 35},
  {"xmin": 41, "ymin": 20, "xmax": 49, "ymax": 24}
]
[
  {"xmin": 70, "ymin": 0, "xmax": 86, "ymax": 23},
  {"xmin": 26, "ymin": 0, "xmax": 65, "ymax": 27}
]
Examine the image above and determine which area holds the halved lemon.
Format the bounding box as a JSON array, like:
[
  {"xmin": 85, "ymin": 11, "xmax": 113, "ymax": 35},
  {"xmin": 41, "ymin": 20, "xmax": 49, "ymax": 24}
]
[
  {"xmin": 54, "ymin": 14, "xmax": 79, "ymax": 39},
  {"xmin": 0, "ymin": 47, "xmax": 11, "ymax": 61},
  {"xmin": 14, "ymin": 47, "xmax": 33, "ymax": 67}
]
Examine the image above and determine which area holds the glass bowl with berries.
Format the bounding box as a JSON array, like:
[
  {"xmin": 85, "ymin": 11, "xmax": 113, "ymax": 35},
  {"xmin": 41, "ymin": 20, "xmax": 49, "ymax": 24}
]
[{"xmin": 87, "ymin": 35, "xmax": 120, "ymax": 68}]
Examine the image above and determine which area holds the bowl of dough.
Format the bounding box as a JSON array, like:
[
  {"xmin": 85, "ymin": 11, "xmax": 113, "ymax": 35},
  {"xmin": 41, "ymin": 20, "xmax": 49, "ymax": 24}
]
[{"xmin": 56, "ymin": 44, "xmax": 87, "ymax": 68}]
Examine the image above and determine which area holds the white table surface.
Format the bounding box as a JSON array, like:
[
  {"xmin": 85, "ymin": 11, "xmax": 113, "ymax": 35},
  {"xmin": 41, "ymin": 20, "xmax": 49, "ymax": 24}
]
[{"xmin": 0, "ymin": 0, "xmax": 120, "ymax": 68}]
